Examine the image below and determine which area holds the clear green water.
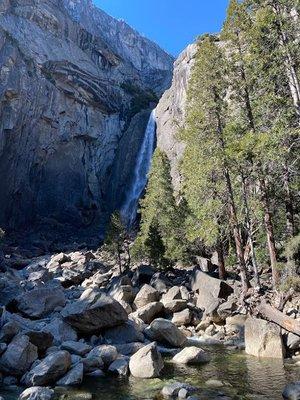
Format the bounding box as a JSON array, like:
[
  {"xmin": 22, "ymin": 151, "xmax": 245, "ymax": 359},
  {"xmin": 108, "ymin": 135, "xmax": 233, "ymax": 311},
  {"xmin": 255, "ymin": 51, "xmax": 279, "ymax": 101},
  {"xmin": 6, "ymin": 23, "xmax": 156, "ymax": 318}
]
[{"xmin": 1, "ymin": 347, "xmax": 300, "ymax": 400}]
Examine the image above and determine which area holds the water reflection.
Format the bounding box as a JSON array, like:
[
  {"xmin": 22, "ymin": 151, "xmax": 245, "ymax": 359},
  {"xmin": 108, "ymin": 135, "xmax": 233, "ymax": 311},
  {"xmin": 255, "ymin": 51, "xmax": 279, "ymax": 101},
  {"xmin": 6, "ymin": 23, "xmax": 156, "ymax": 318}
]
[{"xmin": 1, "ymin": 347, "xmax": 299, "ymax": 400}]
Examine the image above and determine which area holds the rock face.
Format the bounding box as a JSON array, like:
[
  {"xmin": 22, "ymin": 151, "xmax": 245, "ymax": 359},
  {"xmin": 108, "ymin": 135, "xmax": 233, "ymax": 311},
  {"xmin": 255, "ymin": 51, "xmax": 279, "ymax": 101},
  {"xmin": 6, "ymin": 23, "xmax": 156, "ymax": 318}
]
[
  {"xmin": 155, "ymin": 44, "xmax": 197, "ymax": 190},
  {"xmin": 245, "ymin": 317, "xmax": 285, "ymax": 359},
  {"xmin": 0, "ymin": 0, "xmax": 173, "ymax": 232},
  {"xmin": 61, "ymin": 289, "xmax": 128, "ymax": 334}
]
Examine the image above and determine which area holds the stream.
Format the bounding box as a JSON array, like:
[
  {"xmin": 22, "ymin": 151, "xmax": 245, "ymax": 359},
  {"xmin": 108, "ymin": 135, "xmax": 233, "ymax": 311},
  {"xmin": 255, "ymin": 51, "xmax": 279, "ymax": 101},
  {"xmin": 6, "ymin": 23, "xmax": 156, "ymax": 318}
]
[{"xmin": 1, "ymin": 346, "xmax": 299, "ymax": 400}]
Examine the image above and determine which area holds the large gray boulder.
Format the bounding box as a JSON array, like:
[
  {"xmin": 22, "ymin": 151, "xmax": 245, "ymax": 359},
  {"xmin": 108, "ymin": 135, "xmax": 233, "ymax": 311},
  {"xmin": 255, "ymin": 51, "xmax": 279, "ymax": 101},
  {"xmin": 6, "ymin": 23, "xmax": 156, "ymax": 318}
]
[
  {"xmin": 129, "ymin": 342, "xmax": 163, "ymax": 378},
  {"xmin": 103, "ymin": 320, "xmax": 144, "ymax": 344},
  {"xmin": 19, "ymin": 387, "xmax": 54, "ymax": 400},
  {"xmin": 133, "ymin": 284, "xmax": 159, "ymax": 309},
  {"xmin": 22, "ymin": 351, "xmax": 71, "ymax": 386},
  {"xmin": 61, "ymin": 289, "xmax": 128, "ymax": 334},
  {"xmin": 245, "ymin": 317, "xmax": 285, "ymax": 358},
  {"xmin": 42, "ymin": 318, "xmax": 77, "ymax": 345},
  {"xmin": 0, "ymin": 335, "xmax": 38, "ymax": 376},
  {"xmin": 129, "ymin": 302, "xmax": 163, "ymax": 324},
  {"xmin": 172, "ymin": 346, "xmax": 211, "ymax": 364},
  {"xmin": 61, "ymin": 341, "xmax": 92, "ymax": 356},
  {"xmin": 56, "ymin": 363, "xmax": 83, "ymax": 386},
  {"xmin": 192, "ymin": 271, "xmax": 233, "ymax": 311},
  {"xmin": 87, "ymin": 345, "xmax": 118, "ymax": 366},
  {"xmin": 147, "ymin": 318, "xmax": 187, "ymax": 347},
  {"xmin": 16, "ymin": 285, "xmax": 66, "ymax": 318}
]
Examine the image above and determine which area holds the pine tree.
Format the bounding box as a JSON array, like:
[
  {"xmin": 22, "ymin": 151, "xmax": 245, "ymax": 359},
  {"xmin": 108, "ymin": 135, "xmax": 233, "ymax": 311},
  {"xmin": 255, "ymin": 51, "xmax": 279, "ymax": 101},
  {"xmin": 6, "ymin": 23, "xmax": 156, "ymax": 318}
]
[
  {"xmin": 181, "ymin": 35, "xmax": 250, "ymax": 291},
  {"xmin": 132, "ymin": 148, "xmax": 187, "ymax": 267}
]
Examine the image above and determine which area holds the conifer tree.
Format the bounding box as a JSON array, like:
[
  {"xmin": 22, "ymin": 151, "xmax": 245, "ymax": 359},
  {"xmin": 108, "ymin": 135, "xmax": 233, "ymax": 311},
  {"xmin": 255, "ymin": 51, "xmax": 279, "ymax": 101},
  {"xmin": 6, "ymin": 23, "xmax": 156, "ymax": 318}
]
[
  {"xmin": 181, "ymin": 35, "xmax": 250, "ymax": 291},
  {"xmin": 133, "ymin": 148, "xmax": 187, "ymax": 267}
]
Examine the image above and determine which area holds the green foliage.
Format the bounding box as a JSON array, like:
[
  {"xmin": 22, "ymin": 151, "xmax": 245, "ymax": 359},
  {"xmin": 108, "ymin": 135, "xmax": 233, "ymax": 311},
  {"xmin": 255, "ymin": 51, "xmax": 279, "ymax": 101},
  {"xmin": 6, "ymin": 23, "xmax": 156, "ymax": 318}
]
[
  {"xmin": 121, "ymin": 82, "xmax": 158, "ymax": 117},
  {"xmin": 104, "ymin": 211, "xmax": 130, "ymax": 272},
  {"xmin": 132, "ymin": 148, "xmax": 188, "ymax": 267}
]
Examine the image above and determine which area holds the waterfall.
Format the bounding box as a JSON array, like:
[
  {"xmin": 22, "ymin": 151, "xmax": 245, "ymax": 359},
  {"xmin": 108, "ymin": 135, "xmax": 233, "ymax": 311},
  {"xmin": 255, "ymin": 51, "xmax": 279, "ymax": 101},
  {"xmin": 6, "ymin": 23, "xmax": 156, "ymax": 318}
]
[{"xmin": 121, "ymin": 110, "xmax": 156, "ymax": 227}]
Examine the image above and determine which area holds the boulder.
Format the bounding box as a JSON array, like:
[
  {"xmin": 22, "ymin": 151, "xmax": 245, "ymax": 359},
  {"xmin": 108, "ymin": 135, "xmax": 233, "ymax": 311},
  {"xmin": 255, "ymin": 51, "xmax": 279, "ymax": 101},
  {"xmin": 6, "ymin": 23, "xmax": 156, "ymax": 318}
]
[
  {"xmin": 108, "ymin": 356, "xmax": 129, "ymax": 376},
  {"xmin": 162, "ymin": 382, "xmax": 196, "ymax": 398},
  {"xmin": 134, "ymin": 284, "xmax": 159, "ymax": 309},
  {"xmin": 22, "ymin": 350, "xmax": 71, "ymax": 386},
  {"xmin": 283, "ymin": 382, "xmax": 300, "ymax": 400},
  {"xmin": 111, "ymin": 285, "xmax": 135, "ymax": 304},
  {"xmin": 0, "ymin": 321, "xmax": 20, "ymax": 343},
  {"xmin": 172, "ymin": 309, "xmax": 192, "ymax": 327},
  {"xmin": 82, "ymin": 356, "xmax": 104, "ymax": 373},
  {"xmin": 16, "ymin": 286, "xmax": 66, "ymax": 319},
  {"xmin": 191, "ymin": 271, "xmax": 233, "ymax": 311},
  {"xmin": 103, "ymin": 320, "xmax": 144, "ymax": 344},
  {"xmin": 129, "ymin": 342, "xmax": 163, "ymax": 378},
  {"xmin": 19, "ymin": 387, "xmax": 55, "ymax": 400},
  {"xmin": 87, "ymin": 345, "xmax": 118, "ymax": 366},
  {"xmin": 245, "ymin": 317, "xmax": 285, "ymax": 358},
  {"xmin": 42, "ymin": 318, "xmax": 77, "ymax": 345},
  {"xmin": 172, "ymin": 346, "xmax": 211, "ymax": 364},
  {"xmin": 163, "ymin": 300, "xmax": 187, "ymax": 314},
  {"xmin": 61, "ymin": 341, "xmax": 92, "ymax": 356},
  {"xmin": 148, "ymin": 318, "xmax": 187, "ymax": 347},
  {"xmin": 150, "ymin": 272, "xmax": 172, "ymax": 293},
  {"xmin": 162, "ymin": 286, "xmax": 182, "ymax": 302},
  {"xmin": 286, "ymin": 333, "xmax": 300, "ymax": 351},
  {"xmin": 115, "ymin": 342, "xmax": 145, "ymax": 356},
  {"xmin": 130, "ymin": 302, "xmax": 163, "ymax": 324},
  {"xmin": 61, "ymin": 289, "xmax": 128, "ymax": 334},
  {"xmin": 56, "ymin": 363, "xmax": 83, "ymax": 386},
  {"xmin": 0, "ymin": 335, "xmax": 38, "ymax": 376}
]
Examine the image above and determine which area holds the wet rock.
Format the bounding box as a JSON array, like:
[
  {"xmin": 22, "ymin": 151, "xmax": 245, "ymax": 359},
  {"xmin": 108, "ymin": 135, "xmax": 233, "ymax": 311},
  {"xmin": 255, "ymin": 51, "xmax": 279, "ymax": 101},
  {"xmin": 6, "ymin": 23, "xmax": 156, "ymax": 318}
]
[
  {"xmin": 22, "ymin": 350, "xmax": 71, "ymax": 386},
  {"xmin": 129, "ymin": 342, "xmax": 163, "ymax": 378},
  {"xmin": 108, "ymin": 356, "xmax": 129, "ymax": 376},
  {"xmin": 19, "ymin": 386, "xmax": 55, "ymax": 400},
  {"xmin": 245, "ymin": 317, "xmax": 285, "ymax": 358},
  {"xmin": 61, "ymin": 341, "xmax": 92, "ymax": 356},
  {"xmin": 147, "ymin": 318, "xmax": 187, "ymax": 347},
  {"xmin": 61, "ymin": 289, "xmax": 128, "ymax": 334},
  {"xmin": 87, "ymin": 345, "xmax": 118, "ymax": 366},
  {"xmin": 283, "ymin": 381, "xmax": 300, "ymax": 399},
  {"xmin": 133, "ymin": 284, "xmax": 159, "ymax": 309},
  {"xmin": 42, "ymin": 318, "xmax": 77, "ymax": 345},
  {"xmin": 103, "ymin": 320, "xmax": 144, "ymax": 344},
  {"xmin": 130, "ymin": 302, "xmax": 164, "ymax": 324},
  {"xmin": 162, "ymin": 382, "xmax": 196, "ymax": 398},
  {"xmin": 0, "ymin": 335, "xmax": 38, "ymax": 376},
  {"xmin": 172, "ymin": 346, "xmax": 210, "ymax": 364},
  {"xmin": 56, "ymin": 363, "xmax": 83, "ymax": 386},
  {"xmin": 16, "ymin": 285, "xmax": 66, "ymax": 318},
  {"xmin": 82, "ymin": 356, "xmax": 104, "ymax": 373}
]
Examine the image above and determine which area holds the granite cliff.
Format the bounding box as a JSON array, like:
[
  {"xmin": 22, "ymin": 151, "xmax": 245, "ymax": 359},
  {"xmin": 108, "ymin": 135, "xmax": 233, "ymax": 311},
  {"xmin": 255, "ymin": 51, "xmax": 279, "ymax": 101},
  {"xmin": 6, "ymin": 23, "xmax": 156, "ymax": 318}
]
[{"xmin": 0, "ymin": 0, "xmax": 173, "ymax": 235}]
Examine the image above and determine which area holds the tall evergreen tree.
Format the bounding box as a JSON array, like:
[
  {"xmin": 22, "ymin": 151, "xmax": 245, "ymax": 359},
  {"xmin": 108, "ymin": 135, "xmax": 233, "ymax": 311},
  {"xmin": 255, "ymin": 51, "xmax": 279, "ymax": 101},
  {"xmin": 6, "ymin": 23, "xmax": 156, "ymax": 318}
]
[
  {"xmin": 133, "ymin": 148, "xmax": 187, "ymax": 266},
  {"xmin": 181, "ymin": 35, "xmax": 250, "ymax": 291}
]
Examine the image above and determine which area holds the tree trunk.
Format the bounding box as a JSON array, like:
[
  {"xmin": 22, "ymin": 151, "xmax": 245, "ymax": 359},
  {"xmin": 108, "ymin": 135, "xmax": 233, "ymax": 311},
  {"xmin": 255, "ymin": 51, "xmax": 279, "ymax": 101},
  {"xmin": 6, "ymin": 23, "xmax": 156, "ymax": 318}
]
[
  {"xmin": 216, "ymin": 238, "xmax": 226, "ymax": 280},
  {"xmin": 260, "ymin": 178, "xmax": 280, "ymax": 287},
  {"xmin": 258, "ymin": 301, "xmax": 300, "ymax": 336},
  {"xmin": 242, "ymin": 174, "xmax": 260, "ymax": 288}
]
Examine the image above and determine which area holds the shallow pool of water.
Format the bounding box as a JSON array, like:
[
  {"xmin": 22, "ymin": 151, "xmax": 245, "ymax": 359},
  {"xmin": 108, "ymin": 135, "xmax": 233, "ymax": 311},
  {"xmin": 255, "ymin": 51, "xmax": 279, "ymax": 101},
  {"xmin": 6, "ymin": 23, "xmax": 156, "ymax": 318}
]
[{"xmin": 1, "ymin": 346, "xmax": 300, "ymax": 399}]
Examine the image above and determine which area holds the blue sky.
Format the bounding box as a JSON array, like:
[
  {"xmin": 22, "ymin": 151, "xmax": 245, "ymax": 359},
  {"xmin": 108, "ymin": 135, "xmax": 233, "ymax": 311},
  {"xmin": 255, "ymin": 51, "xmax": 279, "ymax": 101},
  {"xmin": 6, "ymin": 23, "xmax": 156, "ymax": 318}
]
[{"xmin": 94, "ymin": 0, "xmax": 229, "ymax": 56}]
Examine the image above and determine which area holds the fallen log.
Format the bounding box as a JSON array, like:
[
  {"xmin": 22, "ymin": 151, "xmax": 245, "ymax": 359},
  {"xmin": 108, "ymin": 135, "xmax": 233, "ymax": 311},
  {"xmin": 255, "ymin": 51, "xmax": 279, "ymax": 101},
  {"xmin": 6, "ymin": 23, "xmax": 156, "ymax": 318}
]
[{"xmin": 258, "ymin": 301, "xmax": 300, "ymax": 336}]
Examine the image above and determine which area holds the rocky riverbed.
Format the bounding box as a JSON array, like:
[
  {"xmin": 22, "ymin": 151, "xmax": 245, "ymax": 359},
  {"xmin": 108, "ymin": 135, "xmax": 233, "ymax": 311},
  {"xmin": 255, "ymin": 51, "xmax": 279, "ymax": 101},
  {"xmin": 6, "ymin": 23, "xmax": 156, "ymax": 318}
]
[{"xmin": 0, "ymin": 247, "xmax": 300, "ymax": 400}]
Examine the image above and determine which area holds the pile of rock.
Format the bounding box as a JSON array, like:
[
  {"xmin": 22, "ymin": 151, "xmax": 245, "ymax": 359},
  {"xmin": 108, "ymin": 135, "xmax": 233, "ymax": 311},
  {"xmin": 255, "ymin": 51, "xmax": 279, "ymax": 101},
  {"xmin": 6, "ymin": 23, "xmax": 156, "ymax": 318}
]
[{"xmin": 0, "ymin": 249, "xmax": 299, "ymax": 399}]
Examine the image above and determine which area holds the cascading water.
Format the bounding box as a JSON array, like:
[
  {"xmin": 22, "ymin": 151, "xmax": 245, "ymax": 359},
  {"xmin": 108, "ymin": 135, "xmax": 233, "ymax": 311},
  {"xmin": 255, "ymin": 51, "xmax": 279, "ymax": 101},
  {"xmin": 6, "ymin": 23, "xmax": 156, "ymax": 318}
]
[{"xmin": 121, "ymin": 110, "xmax": 156, "ymax": 227}]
